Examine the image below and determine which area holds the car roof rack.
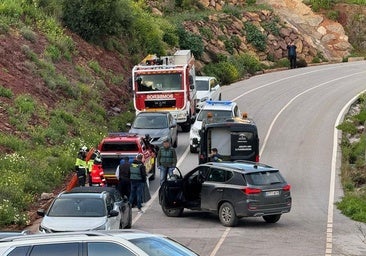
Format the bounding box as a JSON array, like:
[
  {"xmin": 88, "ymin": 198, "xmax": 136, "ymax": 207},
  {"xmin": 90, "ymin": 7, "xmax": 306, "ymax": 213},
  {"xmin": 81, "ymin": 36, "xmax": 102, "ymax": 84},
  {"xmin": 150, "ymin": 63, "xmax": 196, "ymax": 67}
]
[{"xmin": 206, "ymin": 100, "xmax": 232, "ymax": 105}]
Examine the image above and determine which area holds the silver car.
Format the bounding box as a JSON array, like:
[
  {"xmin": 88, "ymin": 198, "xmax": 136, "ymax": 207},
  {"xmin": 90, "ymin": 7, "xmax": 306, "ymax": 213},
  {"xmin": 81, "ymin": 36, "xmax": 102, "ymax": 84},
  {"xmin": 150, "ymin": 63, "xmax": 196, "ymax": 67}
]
[
  {"xmin": 128, "ymin": 111, "xmax": 178, "ymax": 149},
  {"xmin": 37, "ymin": 187, "xmax": 132, "ymax": 233}
]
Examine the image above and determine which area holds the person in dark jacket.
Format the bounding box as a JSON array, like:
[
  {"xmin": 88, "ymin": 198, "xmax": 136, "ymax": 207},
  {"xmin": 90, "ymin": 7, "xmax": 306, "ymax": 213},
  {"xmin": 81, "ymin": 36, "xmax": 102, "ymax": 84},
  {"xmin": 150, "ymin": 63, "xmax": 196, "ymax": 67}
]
[
  {"xmin": 287, "ymin": 42, "xmax": 297, "ymax": 69},
  {"xmin": 115, "ymin": 157, "xmax": 131, "ymax": 198},
  {"xmin": 209, "ymin": 148, "xmax": 223, "ymax": 162},
  {"xmin": 129, "ymin": 154, "xmax": 146, "ymax": 213},
  {"xmin": 157, "ymin": 138, "xmax": 177, "ymax": 185}
]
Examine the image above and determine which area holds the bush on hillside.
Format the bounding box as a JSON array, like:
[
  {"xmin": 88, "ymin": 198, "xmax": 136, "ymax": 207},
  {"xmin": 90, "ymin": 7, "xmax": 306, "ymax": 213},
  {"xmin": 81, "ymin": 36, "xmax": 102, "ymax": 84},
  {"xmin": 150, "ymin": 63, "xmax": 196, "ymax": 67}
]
[
  {"xmin": 177, "ymin": 26, "xmax": 204, "ymax": 58},
  {"xmin": 244, "ymin": 22, "xmax": 267, "ymax": 51},
  {"xmin": 202, "ymin": 61, "xmax": 239, "ymax": 85},
  {"xmin": 62, "ymin": 0, "xmax": 134, "ymax": 42}
]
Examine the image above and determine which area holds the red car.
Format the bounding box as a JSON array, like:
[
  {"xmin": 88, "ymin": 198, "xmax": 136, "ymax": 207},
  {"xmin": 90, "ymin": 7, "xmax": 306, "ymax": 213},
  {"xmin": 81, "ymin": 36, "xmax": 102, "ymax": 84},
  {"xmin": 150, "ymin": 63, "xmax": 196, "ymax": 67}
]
[{"xmin": 91, "ymin": 133, "xmax": 156, "ymax": 186}]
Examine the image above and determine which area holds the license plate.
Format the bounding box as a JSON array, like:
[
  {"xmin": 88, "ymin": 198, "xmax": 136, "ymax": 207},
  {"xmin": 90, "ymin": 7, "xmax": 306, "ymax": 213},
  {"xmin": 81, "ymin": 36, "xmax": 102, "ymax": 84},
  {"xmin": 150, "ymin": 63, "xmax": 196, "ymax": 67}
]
[{"xmin": 265, "ymin": 191, "xmax": 280, "ymax": 196}]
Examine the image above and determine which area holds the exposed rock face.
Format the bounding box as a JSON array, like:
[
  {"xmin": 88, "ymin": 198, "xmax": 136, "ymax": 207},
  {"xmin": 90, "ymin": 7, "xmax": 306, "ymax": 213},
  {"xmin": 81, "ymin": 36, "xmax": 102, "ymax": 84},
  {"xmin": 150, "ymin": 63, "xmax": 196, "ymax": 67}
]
[
  {"xmin": 186, "ymin": 0, "xmax": 352, "ymax": 67},
  {"xmin": 256, "ymin": 0, "xmax": 352, "ymax": 60}
]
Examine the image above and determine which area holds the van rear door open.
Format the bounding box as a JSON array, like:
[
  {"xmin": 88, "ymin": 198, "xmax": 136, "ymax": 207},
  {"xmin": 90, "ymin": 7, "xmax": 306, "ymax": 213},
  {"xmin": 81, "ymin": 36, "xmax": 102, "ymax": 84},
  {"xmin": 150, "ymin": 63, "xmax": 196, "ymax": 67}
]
[{"xmin": 199, "ymin": 121, "xmax": 259, "ymax": 164}]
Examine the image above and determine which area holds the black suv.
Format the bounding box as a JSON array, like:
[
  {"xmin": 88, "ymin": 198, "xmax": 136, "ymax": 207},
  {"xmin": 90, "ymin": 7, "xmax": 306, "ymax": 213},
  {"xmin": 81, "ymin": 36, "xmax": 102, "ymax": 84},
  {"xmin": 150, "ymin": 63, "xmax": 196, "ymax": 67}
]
[{"xmin": 159, "ymin": 161, "xmax": 291, "ymax": 227}]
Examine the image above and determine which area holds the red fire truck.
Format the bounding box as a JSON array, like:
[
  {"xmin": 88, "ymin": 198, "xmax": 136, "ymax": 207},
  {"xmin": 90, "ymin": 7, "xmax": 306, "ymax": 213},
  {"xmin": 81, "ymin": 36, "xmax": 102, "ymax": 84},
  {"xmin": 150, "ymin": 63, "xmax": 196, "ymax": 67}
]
[{"xmin": 132, "ymin": 50, "xmax": 197, "ymax": 132}]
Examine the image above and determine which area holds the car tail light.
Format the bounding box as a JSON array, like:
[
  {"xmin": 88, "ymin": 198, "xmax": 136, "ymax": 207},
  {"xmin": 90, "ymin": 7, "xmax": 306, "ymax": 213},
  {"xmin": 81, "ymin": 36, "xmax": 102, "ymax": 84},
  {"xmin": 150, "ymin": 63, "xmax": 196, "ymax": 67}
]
[
  {"xmin": 255, "ymin": 155, "xmax": 259, "ymax": 162},
  {"xmin": 242, "ymin": 187, "xmax": 262, "ymax": 195},
  {"xmin": 282, "ymin": 184, "xmax": 291, "ymax": 191}
]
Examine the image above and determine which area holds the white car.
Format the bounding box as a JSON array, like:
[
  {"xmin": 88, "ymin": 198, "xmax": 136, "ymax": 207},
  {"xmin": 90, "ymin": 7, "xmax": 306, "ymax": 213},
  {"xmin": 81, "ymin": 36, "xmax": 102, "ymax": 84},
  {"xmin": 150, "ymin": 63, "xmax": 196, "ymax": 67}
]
[
  {"xmin": 195, "ymin": 76, "xmax": 221, "ymax": 111},
  {"xmin": 189, "ymin": 100, "xmax": 241, "ymax": 153},
  {"xmin": 37, "ymin": 187, "xmax": 132, "ymax": 233},
  {"xmin": 0, "ymin": 230, "xmax": 199, "ymax": 256}
]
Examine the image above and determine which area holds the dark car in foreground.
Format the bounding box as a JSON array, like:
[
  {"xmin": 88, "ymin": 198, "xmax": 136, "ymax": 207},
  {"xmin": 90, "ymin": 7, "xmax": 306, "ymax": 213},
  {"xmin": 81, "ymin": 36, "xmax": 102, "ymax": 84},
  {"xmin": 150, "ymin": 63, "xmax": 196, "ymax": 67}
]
[{"xmin": 159, "ymin": 161, "xmax": 291, "ymax": 227}]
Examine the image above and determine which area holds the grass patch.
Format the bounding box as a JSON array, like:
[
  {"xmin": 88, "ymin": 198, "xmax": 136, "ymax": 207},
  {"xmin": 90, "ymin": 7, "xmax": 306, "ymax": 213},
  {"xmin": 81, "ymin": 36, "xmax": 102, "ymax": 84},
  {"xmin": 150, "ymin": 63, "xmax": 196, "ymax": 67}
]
[
  {"xmin": 0, "ymin": 85, "xmax": 13, "ymax": 98},
  {"xmin": 337, "ymin": 93, "xmax": 366, "ymax": 223}
]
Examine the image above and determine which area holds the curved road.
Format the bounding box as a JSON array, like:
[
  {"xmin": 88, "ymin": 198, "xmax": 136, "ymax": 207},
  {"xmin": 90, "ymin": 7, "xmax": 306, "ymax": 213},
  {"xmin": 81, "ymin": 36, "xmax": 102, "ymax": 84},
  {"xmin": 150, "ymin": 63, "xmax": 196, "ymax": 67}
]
[{"xmin": 131, "ymin": 61, "xmax": 366, "ymax": 256}]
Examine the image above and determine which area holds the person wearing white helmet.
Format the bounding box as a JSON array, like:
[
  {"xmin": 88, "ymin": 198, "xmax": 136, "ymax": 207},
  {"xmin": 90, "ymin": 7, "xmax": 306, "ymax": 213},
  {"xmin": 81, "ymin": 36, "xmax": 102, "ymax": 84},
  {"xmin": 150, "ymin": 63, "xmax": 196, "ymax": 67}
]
[{"xmin": 75, "ymin": 146, "xmax": 88, "ymax": 186}]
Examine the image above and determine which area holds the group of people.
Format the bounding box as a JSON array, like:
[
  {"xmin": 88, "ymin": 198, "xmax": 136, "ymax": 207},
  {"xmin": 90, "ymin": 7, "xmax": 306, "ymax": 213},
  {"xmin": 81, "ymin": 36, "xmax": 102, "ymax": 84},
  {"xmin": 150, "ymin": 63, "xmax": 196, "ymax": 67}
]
[
  {"xmin": 115, "ymin": 138, "xmax": 177, "ymax": 214},
  {"xmin": 74, "ymin": 146, "xmax": 101, "ymax": 187},
  {"xmin": 75, "ymin": 137, "xmax": 222, "ymax": 214}
]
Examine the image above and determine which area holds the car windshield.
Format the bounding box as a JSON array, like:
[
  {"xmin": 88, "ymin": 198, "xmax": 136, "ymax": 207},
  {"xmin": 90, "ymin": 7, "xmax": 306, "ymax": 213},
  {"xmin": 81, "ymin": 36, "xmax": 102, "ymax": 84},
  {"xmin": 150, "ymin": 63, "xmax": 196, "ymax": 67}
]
[
  {"xmin": 197, "ymin": 110, "xmax": 232, "ymax": 122},
  {"xmin": 133, "ymin": 115, "xmax": 168, "ymax": 129},
  {"xmin": 245, "ymin": 171, "xmax": 285, "ymax": 186},
  {"xmin": 101, "ymin": 142, "xmax": 138, "ymax": 152},
  {"xmin": 136, "ymin": 73, "xmax": 182, "ymax": 91},
  {"xmin": 129, "ymin": 237, "xmax": 198, "ymax": 256},
  {"xmin": 196, "ymin": 80, "xmax": 209, "ymax": 91},
  {"xmin": 48, "ymin": 198, "xmax": 106, "ymax": 217}
]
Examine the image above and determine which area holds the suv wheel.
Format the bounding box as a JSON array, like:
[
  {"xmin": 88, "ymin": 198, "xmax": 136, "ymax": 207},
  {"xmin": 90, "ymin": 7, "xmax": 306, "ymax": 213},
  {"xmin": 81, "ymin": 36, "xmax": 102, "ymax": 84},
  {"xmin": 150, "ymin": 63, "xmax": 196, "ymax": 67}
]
[
  {"xmin": 173, "ymin": 136, "xmax": 178, "ymax": 148},
  {"xmin": 263, "ymin": 214, "xmax": 281, "ymax": 223},
  {"xmin": 190, "ymin": 145, "xmax": 197, "ymax": 153},
  {"xmin": 219, "ymin": 202, "xmax": 238, "ymax": 227},
  {"xmin": 162, "ymin": 199, "xmax": 183, "ymax": 217},
  {"xmin": 125, "ymin": 206, "xmax": 132, "ymax": 229}
]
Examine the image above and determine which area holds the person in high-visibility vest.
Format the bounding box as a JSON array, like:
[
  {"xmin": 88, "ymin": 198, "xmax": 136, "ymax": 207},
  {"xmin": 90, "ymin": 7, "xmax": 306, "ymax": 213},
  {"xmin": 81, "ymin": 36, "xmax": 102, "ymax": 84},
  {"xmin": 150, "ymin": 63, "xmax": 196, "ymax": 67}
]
[{"xmin": 75, "ymin": 146, "xmax": 88, "ymax": 186}]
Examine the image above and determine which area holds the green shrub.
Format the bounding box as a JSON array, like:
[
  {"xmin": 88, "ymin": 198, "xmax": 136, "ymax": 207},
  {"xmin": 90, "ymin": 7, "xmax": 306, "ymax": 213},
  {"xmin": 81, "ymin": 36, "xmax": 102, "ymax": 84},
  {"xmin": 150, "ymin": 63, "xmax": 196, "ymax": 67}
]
[
  {"xmin": 222, "ymin": 4, "xmax": 243, "ymax": 19},
  {"xmin": 202, "ymin": 61, "xmax": 239, "ymax": 85},
  {"xmin": 244, "ymin": 22, "xmax": 267, "ymax": 51},
  {"xmin": 0, "ymin": 85, "xmax": 13, "ymax": 98},
  {"xmin": 62, "ymin": 0, "xmax": 135, "ymax": 42},
  {"xmin": 45, "ymin": 45, "xmax": 62, "ymax": 62},
  {"xmin": 231, "ymin": 53, "xmax": 262, "ymax": 75},
  {"xmin": 14, "ymin": 94, "xmax": 36, "ymax": 114},
  {"xmin": 20, "ymin": 26, "xmax": 37, "ymax": 43},
  {"xmin": 336, "ymin": 194, "xmax": 366, "ymax": 222},
  {"xmin": 262, "ymin": 20, "xmax": 280, "ymax": 36},
  {"xmin": 177, "ymin": 27, "xmax": 204, "ymax": 58},
  {"xmin": 88, "ymin": 60, "xmax": 103, "ymax": 75},
  {"xmin": 327, "ymin": 10, "xmax": 339, "ymax": 21},
  {"xmin": 337, "ymin": 121, "xmax": 358, "ymax": 135}
]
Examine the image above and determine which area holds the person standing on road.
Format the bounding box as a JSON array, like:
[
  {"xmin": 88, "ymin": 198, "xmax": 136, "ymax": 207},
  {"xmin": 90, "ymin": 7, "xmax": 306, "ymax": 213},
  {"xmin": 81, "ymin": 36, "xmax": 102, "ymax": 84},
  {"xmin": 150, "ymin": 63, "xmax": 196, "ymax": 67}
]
[
  {"xmin": 75, "ymin": 146, "xmax": 88, "ymax": 186},
  {"xmin": 287, "ymin": 42, "xmax": 297, "ymax": 69},
  {"xmin": 115, "ymin": 156, "xmax": 131, "ymax": 198},
  {"xmin": 129, "ymin": 154, "xmax": 146, "ymax": 214},
  {"xmin": 157, "ymin": 138, "xmax": 177, "ymax": 185}
]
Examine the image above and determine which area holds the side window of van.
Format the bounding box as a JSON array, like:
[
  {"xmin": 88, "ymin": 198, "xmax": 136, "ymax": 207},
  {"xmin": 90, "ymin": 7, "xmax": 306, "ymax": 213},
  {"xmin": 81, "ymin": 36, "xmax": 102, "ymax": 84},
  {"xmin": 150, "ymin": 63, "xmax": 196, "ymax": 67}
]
[{"xmin": 29, "ymin": 243, "xmax": 79, "ymax": 256}]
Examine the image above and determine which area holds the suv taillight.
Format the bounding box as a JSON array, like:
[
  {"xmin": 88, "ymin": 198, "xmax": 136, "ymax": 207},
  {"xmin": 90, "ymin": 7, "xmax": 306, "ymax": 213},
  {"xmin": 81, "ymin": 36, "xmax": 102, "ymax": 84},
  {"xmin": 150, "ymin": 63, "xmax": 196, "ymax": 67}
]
[
  {"xmin": 282, "ymin": 184, "xmax": 291, "ymax": 191},
  {"xmin": 242, "ymin": 187, "xmax": 262, "ymax": 195}
]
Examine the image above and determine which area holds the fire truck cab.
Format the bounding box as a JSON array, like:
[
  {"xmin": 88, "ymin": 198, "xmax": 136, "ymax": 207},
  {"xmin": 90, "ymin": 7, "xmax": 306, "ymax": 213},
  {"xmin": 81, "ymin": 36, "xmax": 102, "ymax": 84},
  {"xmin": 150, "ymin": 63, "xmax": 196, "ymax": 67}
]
[{"xmin": 132, "ymin": 50, "xmax": 197, "ymax": 132}]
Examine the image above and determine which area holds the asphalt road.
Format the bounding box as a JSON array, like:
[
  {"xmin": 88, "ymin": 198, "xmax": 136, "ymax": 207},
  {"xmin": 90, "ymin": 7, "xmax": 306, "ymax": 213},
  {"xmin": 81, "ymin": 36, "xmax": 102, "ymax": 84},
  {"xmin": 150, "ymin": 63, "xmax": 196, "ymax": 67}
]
[
  {"xmin": 30, "ymin": 62, "xmax": 366, "ymax": 255},
  {"xmin": 131, "ymin": 62, "xmax": 366, "ymax": 256}
]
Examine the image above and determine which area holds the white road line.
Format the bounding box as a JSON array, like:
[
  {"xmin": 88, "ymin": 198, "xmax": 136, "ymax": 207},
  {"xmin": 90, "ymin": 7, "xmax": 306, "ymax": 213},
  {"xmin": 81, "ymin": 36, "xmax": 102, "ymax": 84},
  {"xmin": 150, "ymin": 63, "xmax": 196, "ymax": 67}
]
[
  {"xmin": 326, "ymin": 90, "xmax": 366, "ymax": 256},
  {"xmin": 210, "ymin": 70, "xmax": 366, "ymax": 256},
  {"xmin": 132, "ymin": 145, "xmax": 191, "ymax": 225},
  {"xmin": 260, "ymin": 72, "xmax": 365, "ymax": 156},
  {"xmin": 231, "ymin": 65, "xmax": 348, "ymax": 102},
  {"xmin": 209, "ymin": 227, "xmax": 230, "ymax": 256}
]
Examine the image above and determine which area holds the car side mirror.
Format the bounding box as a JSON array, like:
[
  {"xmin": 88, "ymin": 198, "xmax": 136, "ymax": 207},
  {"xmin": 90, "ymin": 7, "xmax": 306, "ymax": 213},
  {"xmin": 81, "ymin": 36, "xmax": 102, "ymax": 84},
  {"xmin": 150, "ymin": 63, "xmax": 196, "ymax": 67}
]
[
  {"xmin": 37, "ymin": 209, "xmax": 45, "ymax": 217},
  {"xmin": 126, "ymin": 123, "xmax": 132, "ymax": 128},
  {"xmin": 109, "ymin": 210, "xmax": 119, "ymax": 217}
]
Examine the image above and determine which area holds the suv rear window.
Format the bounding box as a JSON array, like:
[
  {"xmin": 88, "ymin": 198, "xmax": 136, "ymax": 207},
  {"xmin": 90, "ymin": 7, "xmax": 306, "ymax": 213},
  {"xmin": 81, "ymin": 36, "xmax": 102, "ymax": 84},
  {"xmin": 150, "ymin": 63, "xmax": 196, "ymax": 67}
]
[
  {"xmin": 245, "ymin": 171, "xmax": 285, "ymax": 186},
  {"xmin": 101, "ymin": 142, "xmax": 138, "ymax": 152}
]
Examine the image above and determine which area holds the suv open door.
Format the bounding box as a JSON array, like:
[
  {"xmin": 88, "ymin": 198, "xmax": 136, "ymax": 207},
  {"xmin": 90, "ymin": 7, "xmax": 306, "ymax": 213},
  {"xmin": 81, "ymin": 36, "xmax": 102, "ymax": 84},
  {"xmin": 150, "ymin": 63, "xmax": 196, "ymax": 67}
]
[{"xmin": 198, "ymin": 119, "xmax": 259, "ymax": 164}]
